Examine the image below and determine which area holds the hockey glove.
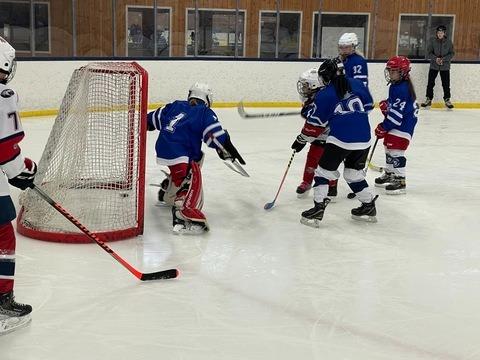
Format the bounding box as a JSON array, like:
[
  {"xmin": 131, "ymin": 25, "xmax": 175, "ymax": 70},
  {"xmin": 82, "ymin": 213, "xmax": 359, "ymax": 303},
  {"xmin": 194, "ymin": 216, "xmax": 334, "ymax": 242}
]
[
  {"xmin": 379, "ymin": 99, "xmax": 389, "ymax": 116},
  {"xmin": 291, "ymin": 134, "xmax": 307, "ymax": 152},
  {"xmin": 217, "ymin": 136, "xmax": 246, "ymax": 165},
  {"xmin": 374, "ymin": 123, "xmax": 387, "ymax": 139},
  {"xmin": 8, "ymin": 158, "xmax": 37, "ymax": 190}
]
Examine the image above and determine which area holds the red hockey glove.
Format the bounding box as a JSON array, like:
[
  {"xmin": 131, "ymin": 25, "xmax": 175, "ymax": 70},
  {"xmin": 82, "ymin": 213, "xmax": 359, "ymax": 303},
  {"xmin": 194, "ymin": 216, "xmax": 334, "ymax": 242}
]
[
  {"xmin": 379, "ymin": 99, "xmax": 389, "ymax": 116},
  {"xmin": 8, "ymin": 157, "xmax": 37, "ymax": 190},
  {"xmin": 375, "ymin": 123, "xmax": 387, "ymax": 139}
]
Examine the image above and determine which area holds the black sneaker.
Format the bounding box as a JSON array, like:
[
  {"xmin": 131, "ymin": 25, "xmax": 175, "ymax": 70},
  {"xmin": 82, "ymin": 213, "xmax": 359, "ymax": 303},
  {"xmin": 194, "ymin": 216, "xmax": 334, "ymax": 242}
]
[
  {"xmin": 300, "ymin": 198, "xmax": 331, "ymax": 228},
  {"xmin": 351, "ymin": 195, "xmax": 378, "ymax": 222},
  {"xmin": 375, "ymin": 172, "xmax": 394, "ymax": 188},
  {"xmin": 0, "ymin": 291, "xmax": 32, "ymax": 318},
  {"xmin": 385, "ymin": 177, "xmax": 406, "ymax": 195},
  {"xmin": 420, "ymin": 98, "xmax": 432, "ymax": 108}
]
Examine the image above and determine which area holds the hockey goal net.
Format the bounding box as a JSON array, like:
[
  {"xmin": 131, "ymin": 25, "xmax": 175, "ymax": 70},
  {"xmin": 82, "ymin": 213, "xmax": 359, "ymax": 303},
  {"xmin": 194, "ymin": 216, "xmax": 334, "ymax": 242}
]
[{"xmin": 17, "ymin": 62, "xmax": 148, "ymax": 243}]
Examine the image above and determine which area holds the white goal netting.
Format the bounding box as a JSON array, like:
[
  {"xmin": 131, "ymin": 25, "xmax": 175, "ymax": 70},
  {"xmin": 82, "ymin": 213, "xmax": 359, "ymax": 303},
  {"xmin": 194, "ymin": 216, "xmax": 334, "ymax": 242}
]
[{"xmin": 17, "ymin": 62, "xmax": 148, "ymax": 243}]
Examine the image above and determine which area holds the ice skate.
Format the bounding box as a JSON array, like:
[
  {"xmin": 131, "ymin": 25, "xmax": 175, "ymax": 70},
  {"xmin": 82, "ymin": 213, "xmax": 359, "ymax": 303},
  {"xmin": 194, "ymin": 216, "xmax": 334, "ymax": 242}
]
[
  {"xmin": 171, "ymin": 207, "xmax": 209, "ymax": 235},
  {"xmin": 375, "ymin": 171, "xmax": 394, "ymax": 188},
  {"xmin": 351, "ymin": 195, "xmax": 378, "ymax": 223},
  {"xmin": 444, "ymin": 98, "xmax": 454, "ymax": 110},
  {"xmin": 296, "ymin": 181, "xmax": 311, "ymax": 198},
  {"xmin": 385, "ymin": 177, "xmax": 406, "ymax": 195},
  {"xmin": 0, "ymin": 292, "xmax": 32, "ymax": 336},
  {"xmin": 327, "ymin": 181, "xmax": 338, "ymax": 201},
  {"xmin": 420, "ymin": 97, "xmax": 431, "ymax": 108},
  {"xmin": 300, "ymin": 198, "xmax": 331, "ymax": 228},
  {"xmin": 155, "ymin": 178, "xmax": 170, "ymax": 207}
]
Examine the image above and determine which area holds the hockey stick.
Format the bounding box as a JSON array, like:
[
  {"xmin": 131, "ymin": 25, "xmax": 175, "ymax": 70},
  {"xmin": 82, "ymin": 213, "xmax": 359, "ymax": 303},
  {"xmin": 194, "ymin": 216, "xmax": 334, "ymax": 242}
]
[
  {"xmin": 237, "ymin": 101, "xmax": 300, "ymax": 119},
  {"xmin": 223, "ymin": 159, "xmax": 250, "ymax": 177},
  {"xmin": 368, "ymin": 162, "xmax": 383, "ymax": 172},
  {"xmin": 347, "ymin": 137, "xmax": 380, "ymax": 199},
  {"xmin": 31, "ymin": 185, "xmax": 179, "ymax": 281},
  {"xmin": 264, "ymin": 150, "xmax": 296, "ymax": 210}
]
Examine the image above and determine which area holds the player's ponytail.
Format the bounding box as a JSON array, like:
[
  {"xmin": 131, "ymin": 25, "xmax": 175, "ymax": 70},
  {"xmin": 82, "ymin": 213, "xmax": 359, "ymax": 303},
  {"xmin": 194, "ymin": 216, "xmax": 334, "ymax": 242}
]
[
  {"xmin": 407, "ymin": 78, "xmax": 417, "ymax": 101},
  {"xmin": 332, "ymin": 74, "xmax": 352, "ymax": 99}
]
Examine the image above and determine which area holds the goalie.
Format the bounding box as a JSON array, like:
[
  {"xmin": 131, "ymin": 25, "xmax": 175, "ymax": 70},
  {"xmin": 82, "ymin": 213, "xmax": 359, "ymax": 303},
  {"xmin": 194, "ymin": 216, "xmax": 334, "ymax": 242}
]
[{"xmin": 147, "ymin": 82, "xmax": 246, "ymax": 235}]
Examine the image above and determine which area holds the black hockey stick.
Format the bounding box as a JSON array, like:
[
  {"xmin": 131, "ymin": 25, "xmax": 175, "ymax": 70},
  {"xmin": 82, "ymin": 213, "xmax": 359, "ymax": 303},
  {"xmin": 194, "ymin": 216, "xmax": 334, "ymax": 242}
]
[
  {"xmin": 264, "ymin": 150, "xmax": 296, "ymax": 210},
  {"xmin": 31, "ymin": 184, "xmax": 179, "ymax": 281},
  {"xmin": 347, "ymin": 137, "xmax": 380, "ymax": 199},
  {"xmin": 237, "ymin": 101, "xmax": 300, "ymax": 119}
]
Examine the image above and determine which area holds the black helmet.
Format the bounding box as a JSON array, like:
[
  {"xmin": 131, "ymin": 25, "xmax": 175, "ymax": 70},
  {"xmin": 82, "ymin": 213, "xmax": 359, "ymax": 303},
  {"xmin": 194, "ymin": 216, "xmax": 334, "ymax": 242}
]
[
  {"xmin": 436, "ymin": 25, "xmax": 447, "ymax": 32},
  {"xmin": 318, "ymin": 58, "xmax": 342, "ymax": 85}
]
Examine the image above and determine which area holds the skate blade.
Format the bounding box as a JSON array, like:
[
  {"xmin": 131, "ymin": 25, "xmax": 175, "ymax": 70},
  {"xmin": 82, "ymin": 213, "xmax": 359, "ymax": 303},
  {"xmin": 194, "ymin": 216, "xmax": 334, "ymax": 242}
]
[
  {"xmin": 327, "ymin": 195, "xmax": 337, "ymax": 203},
  {"xmin": 172, "ymin": 224, "xmax": 209, "ymax": 235},
  {"xmin": 0, "ymin": 315, "xmax": 31, "ymax": 336},
  {"xmin": 374, "ymin": 183, "xmax": 391, "ymax": 188},
  {"xmin": 351, "ymin": 214, "xmax": 377, "ymax": 223},
  {"xmin": 385, "ymin": 189, "xmax": 406, "ymax": 195},
  {"xmin": 155, "ymin": 201, "xmax": 170, "ymax": 207},
  {"xmin": 300, "ymin": 217, "xmax": 320, "ymax": 228}
]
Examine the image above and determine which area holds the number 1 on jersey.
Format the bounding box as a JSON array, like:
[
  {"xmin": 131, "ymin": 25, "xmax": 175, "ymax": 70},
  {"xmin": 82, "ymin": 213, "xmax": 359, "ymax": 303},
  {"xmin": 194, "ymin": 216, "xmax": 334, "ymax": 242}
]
[
  {"xmin": 8, "ymin": 111, "xmax": 19, "ymax": 130},
  {"xmin": 165, "ymin": 113, "xmax": 186, "ymax": 132}
]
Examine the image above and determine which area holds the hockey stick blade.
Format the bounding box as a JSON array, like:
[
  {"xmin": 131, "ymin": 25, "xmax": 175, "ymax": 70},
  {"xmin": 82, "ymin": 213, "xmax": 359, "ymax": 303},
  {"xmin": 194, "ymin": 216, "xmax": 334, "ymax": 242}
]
[
  {"xmin": 141, "ymin": 269, "xmax": 179, "ymax": 281},
  {"xmin": 264, "ymin": 201, "xmax": 275, "ymax": 210},
  {"xmin": 368, "ymin": 162, "xmax": 383, "ymax": 172},
  {"xmin": 237, "ymin": 101, "xmax": 300, "ymax": 119},
  {"xmin": 32, "ymin": 185, "xmax": 179, "ymax": 282},
  {"xmin": 223, "ymin": 159, "xmax": 250, "ymax": 177}
]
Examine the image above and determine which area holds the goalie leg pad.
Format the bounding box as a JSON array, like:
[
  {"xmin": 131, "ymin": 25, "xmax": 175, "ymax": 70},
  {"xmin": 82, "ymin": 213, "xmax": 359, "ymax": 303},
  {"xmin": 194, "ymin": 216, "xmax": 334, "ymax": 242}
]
[{"xmin": 183, "ymin": 161, "xmax": 204, "ymax": 212}]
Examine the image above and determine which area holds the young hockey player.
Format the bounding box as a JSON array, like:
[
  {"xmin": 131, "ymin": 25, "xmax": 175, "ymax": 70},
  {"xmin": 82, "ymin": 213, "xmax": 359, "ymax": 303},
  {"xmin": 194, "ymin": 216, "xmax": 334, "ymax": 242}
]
[
  {"xmin": 338, "ymin": 32, "xmax": 368, "ymax": 87},
  {"xmin": 374, "ymin": 56, "xmax": 418, "ymax": 194},
  {"xmin": 338, "ymin": 32, "xmax": 370, "ymax": 199},
  {"xmin": 147, "ymin": 82, "xmax": 245, "ymax": 235},
  {"xmin": 0, "ymin": 36, "xmax": 37, "ymax": 335},
  {"xmin": 295, "ymin": 67, "xmax": 337, "ymax": 200},
  {"xmin": 294, "ymin": 58, "xmax": 378, "ymax": 226}
]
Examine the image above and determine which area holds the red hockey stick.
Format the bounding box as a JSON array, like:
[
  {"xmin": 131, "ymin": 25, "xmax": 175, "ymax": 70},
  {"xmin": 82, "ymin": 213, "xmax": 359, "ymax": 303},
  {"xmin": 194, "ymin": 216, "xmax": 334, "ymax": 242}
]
[
  {"xmin": 32, "ymin": 185, "xmax": 179, "ymax": 281},
  {"xmin": 264, "ymin": 150, "xmax": 296, "ymax": 210}
]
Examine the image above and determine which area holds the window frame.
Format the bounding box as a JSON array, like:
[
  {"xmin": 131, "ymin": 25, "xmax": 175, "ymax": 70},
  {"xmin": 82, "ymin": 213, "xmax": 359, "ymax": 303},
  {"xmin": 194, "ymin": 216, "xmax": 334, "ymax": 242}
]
[
  {"xmin": 310, "ymin": 11, "xmax": 370, "ymax": 59},
  {"xmin": 257, "ymin": 10, "xmax": 303, "ymax": 59},
  {"xmin": 396, "ymin": 13, "xmax": 456, "ymax": 58},
  {"xmin": 3, "ymin": 0, "xmax": 52, "ymax": 54},
  {"xmin": 125, "ymin": 5, "xmax": 172, "ymax": 57},
  {"xmin": 184, "ymin": 7, "xmax": 247, "ymax": 58}
]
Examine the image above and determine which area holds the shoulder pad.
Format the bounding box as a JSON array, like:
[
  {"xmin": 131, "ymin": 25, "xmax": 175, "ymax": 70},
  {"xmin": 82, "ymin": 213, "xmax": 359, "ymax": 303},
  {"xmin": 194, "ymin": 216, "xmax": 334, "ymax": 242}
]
[{"xmin": 1, "ymin": 89, "xmax": 15, "ymax": 98}]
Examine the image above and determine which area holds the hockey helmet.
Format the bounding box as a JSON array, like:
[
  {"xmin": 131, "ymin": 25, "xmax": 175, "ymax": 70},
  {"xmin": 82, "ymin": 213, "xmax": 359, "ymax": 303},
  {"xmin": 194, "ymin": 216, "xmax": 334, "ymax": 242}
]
[
  {"xmin": 318, "ymin": 58, "xmax": 344, "ymax": 85},
  {"xmin": 188, "ymin": 82, "xmax": 213, "ymax": 107},
  {"xmin": 0, "ymin": 36, "xmax": 16, "ymax": 84},
  {"xmin": 338, "ymin": 32, "xmax": 359, "ymax": 48},
  {"xmin": 297, "ymin": 67, "xmax": 324, "ymax": 100},
  {"xmin": 384, "ymin": 56, "xmax": 411, "ymax": 84}
]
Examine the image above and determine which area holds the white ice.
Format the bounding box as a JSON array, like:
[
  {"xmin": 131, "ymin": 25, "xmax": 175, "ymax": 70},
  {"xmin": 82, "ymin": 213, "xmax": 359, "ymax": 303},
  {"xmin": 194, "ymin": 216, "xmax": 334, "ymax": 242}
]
[{"xmin": 1, "ymin": 108, "xmax": 480, "ymax": 360}]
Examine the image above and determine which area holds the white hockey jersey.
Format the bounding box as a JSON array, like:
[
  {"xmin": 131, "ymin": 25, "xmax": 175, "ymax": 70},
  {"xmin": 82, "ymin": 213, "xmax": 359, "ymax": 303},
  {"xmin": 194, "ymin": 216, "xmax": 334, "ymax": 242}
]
[{"xmin": 0, "ymin": 83, "xmax": 25, "ymax": 197}]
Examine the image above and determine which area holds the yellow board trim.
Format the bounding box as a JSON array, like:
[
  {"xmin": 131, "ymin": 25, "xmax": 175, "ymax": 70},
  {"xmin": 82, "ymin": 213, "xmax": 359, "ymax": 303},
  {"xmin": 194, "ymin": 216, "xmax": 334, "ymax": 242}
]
[{"xmin": 19, "ymin": 101, "xmax": 480, "ymax": 118}]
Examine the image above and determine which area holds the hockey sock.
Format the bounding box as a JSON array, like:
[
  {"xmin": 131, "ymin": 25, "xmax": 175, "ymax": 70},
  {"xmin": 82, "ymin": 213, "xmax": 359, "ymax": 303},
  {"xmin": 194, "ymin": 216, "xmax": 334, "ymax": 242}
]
[
  {"xmin": 302, "ymin": 144, "xmax": 324, "ymax": 184},
  {"xmin": 0, "ymin": 222, "xmax": 15, "ymax": 294}
]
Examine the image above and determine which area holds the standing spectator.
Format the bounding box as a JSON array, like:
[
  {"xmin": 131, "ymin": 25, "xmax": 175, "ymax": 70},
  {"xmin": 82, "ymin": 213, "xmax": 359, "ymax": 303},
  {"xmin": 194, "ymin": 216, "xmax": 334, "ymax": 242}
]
[{"xmin": 421, "ymin": 25, "xmax": 455, "ymax": 109}]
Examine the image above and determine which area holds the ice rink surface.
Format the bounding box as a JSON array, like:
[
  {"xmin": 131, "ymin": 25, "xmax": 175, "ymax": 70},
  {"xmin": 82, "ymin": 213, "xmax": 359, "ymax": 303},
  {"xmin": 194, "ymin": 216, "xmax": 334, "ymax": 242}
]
[{"xmin": 2, "ymin": 107, "xmax": 480, "ymax": 360}]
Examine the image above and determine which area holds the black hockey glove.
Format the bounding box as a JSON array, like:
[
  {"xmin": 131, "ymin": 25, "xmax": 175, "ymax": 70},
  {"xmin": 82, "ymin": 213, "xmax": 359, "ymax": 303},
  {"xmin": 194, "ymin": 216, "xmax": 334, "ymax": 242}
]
[
  {"xmin": 8, "ymin": 158, "xmax": 37, "ymax": 190},
  {"xmin": 291, "ymin": 134, "xmax": 307, "ymax": 152},
  {"xmin": 217, "ymin": 136, "xmax": 246, "ymax": 165}
]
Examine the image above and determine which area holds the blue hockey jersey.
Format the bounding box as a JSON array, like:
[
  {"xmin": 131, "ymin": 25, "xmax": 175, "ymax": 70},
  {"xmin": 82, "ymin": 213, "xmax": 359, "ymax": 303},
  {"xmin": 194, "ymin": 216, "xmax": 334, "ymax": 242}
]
[
  {"xmin": 147, "ymin": 100, "xmax": 227, "ymax": 165},
  {"xmin": 304, "ymin": 78, "xmax": 374, "ymax": 150},
  {"xmin": 343, "ymin": 53, "xmax": 368, "ymax": 87},
  {"xmin": 382, "ymin": 81, "xmax": 418, "ymax": 141}
]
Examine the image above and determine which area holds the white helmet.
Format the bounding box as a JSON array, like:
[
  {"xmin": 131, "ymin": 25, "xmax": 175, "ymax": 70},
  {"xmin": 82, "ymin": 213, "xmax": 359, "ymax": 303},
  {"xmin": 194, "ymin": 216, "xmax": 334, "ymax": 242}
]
[
  {"xmin": 338, "ymin": 33, "xmax": 359, "ymax": 48},
  {"xmin": 297, "ymin": 67, "xmax": 323, "ymax": 100},
  {"xmin": 0, "ymin": 36, "xmax": 16, "ymax": 84},
  {"xmin": 188, "ymin": 82, "xmax": 213, "ymax": 107}
]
